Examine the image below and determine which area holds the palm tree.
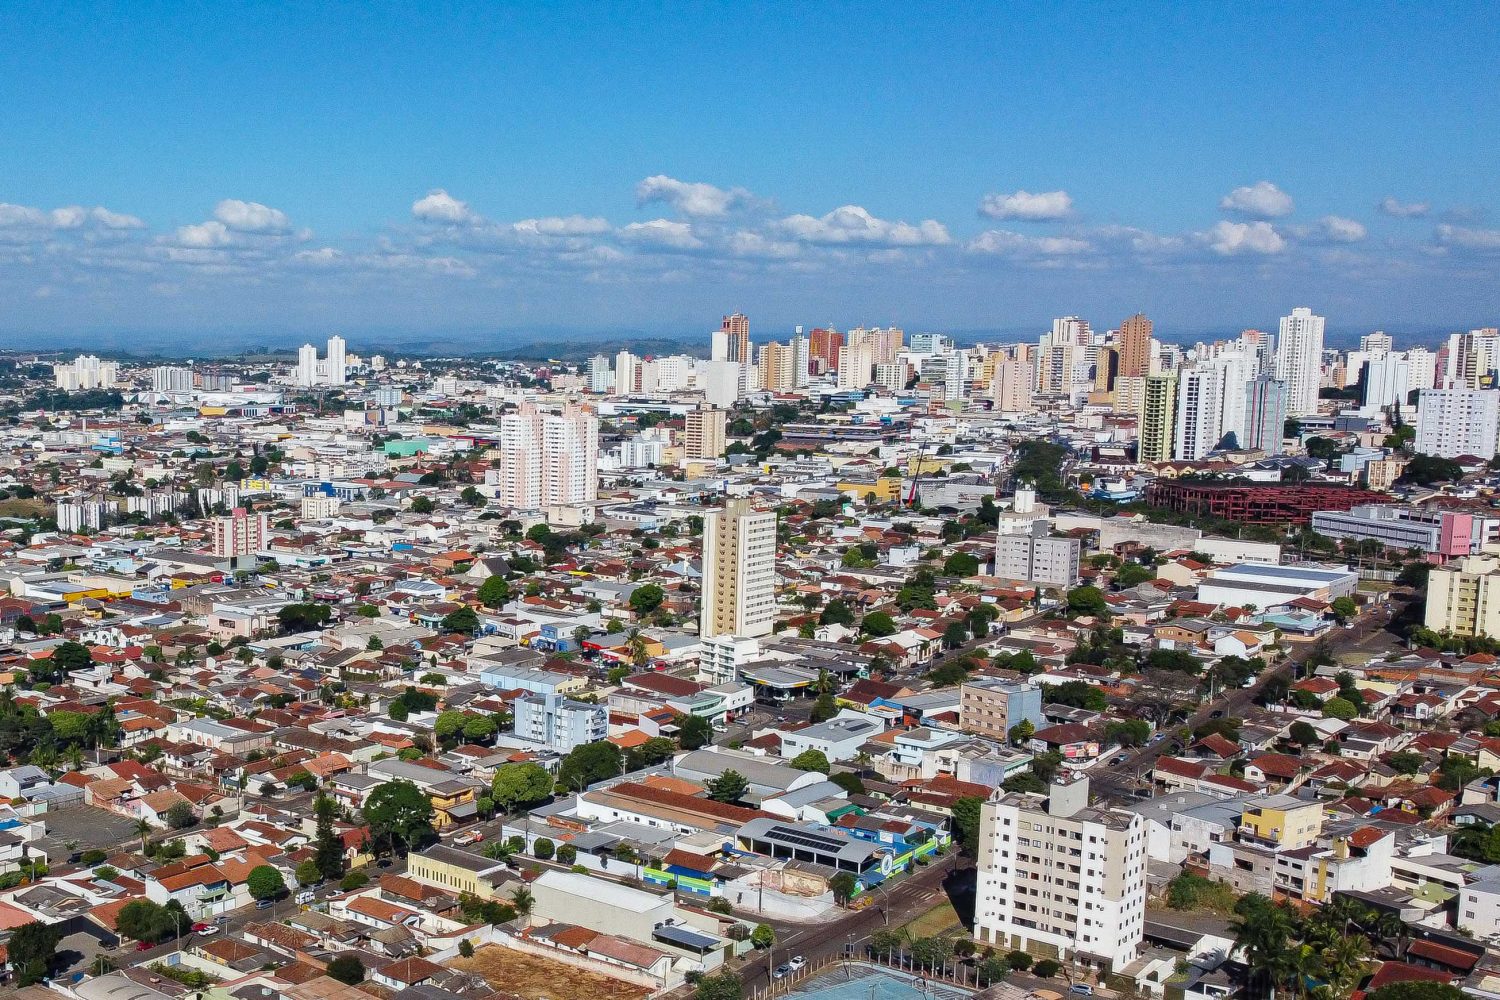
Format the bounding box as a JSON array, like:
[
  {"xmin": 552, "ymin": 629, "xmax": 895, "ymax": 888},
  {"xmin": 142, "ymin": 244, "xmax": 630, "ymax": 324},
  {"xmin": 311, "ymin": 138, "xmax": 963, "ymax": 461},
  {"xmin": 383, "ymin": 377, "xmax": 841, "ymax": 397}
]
[
  {"xmin": 134, "ymin": 818, "xmax": 152, "ymax": 853},
  {"xmin": 1374, "ymin": 912, "xmax": 1409, "ymax": 960},
  {"xmin": 511, "ymin": 887, "xmax": 534, "ymax": 929},
  {"xmin": 1319, "ymin": 935, "xmax": 1372, "ymax": 1000},
  {"xmin": 1231, "ymin": 899, "xmax": 1297, "ymax": 1000}
]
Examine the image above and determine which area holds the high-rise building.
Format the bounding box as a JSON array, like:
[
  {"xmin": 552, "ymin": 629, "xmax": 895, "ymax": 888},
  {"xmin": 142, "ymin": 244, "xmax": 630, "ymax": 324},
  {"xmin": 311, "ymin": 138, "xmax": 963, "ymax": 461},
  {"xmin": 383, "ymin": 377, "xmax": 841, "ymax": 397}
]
[
  {"xmin": 1035, "ymin": 342, "xmax": 1076, "ymax": 396},
  {"xmin": 152, "ymin": 366, "xmax": 194, "ymax": 394},
  {"xmin": 1118, "ymin": 312, "xmax": 1153, "ymax": 379},
  {"xmin": 326, "ymin": 335, "xmax": 347, "ymax": 386},
  {"xmin": 847, "ymin": 326, "xmax": 903, "ymax": 364},
  {"xmin": 994, "ymin": 524, "xmax": 1081, "ymax": 588},
  {"xmin": 1360, "ymin": 331, "xmax": 1394, "ymax": 354},
  {"xmin": 1415, "ymin": 389, "xmax": 1500, "ymax": 459},
  {"xmin": 973, "ymin": 775, "xmax": 1146, "ymax": 972},
  {"xmin": 1275, "ymin": 307, "xmax": 1326, "ymax": 417},
  {"xmin": 489, "ymin": 403, "xmax": 599, "ymax": 508},
  {"xmin": 211, "ymin": 508, "xmax": 269, "ymax": 558},
  {"xmin": 513, "ymin": 693, "xmax": 608, "ymax": 753},
  {"xmin": 1426, "ymin": 556, "xmax": 1500, "ymax": 638},
  {"xmin": 721, "ymin": 313, "xmax": 750, "ymax": 364},
  {"xmin": 991, "ymin": 355, "xmax": 1034, "ymax": 413},
  {"xmin": 873, "ymin": 362, "xmax": 908, "ymax": 393},
  {"xmin": 759, "ymin": 341, "xmax": 795, "ymax": 392},
  {"xmin": 910, "ymin": 333, "xmax": 954, "ymax": 354},
  {"xmin": 792, "ymin": 327, "xmax": 810, "ymax": 389},
  {"xmin": 1052, "ymin": 316, "xmax": 1091, "ymax": 346},
  {"xmin": 1092, "ymin": 346, "xmax": 1119, "ymax": 397},
  {"xmin": 53, "ymin": 354, "xmax": 119, "ymax": 391},
  {"xmin": 700, "ymin": 499, "xmax": 777, "ymax": 639},
  {"xmin": 684, "ymin": 407, "xmax": 727, "ymax": 460},
  {"xmin": 1363, "ymin": 352, "xmax": 1412, "ymax": 410},
  {"xmin": 613, "ymin": 351, "xmax": 640, "ymax": 396},
  {"xmin": 1245, "ymin": 376, "xmax": 1289, "ymax": 455},
  {"xmin": 1174, "ymin": 365, "xmax": 1223, "ymax": 461},
  {"xmin": 835, "ymin": 342, "xmax": 876, "ymax": 390},
  {"xmin": 940, "ymin": 350, "xmax": 968, "ymax": 401},
  {"xmin": 1139, "ymin": 373, "xmax": 1177, "ymax": 463},
  {"xmin": 296, "ymin": 344, "xmax": 319, "ymax": 387},
  {"xmin": 587, "ymin": 355, "xmax": 613, "ymax": 394},
  {"xmin": 809, "ymin": 328, "xmax": 844, "ymax": 370}
]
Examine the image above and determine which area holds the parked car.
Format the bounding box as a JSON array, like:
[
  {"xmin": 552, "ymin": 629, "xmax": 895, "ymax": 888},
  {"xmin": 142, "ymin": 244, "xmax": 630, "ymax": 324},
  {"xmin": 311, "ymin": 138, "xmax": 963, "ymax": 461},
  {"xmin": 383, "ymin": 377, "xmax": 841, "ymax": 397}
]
[
  {"xmin": 773, "ymin": 965, "xmax": 791, "ymax": 980},
  {"xmin": 454, "ymin": 830, "xmax": 484, "ymax": 846},
  {"xmin": 256, "ymin": 898, "xmax": 274, "ymax": 909},
  {"xmin": 1068, "ymin": 986, "xmax": 1094, "ymax": 997},
  {"xmin": 787, "ymin": 956, "xmax": 806, "ymax": 971},
  {"xmin": 135, "ymin": 941, "xmax": 155, "ymax": 951},
  {"xmin": 196, "ymin": 925, "xmax": 220, "ymax": 936},
  {"xmin": 191, "ymin": 922, "xmax": 211, "ymax": 932}
]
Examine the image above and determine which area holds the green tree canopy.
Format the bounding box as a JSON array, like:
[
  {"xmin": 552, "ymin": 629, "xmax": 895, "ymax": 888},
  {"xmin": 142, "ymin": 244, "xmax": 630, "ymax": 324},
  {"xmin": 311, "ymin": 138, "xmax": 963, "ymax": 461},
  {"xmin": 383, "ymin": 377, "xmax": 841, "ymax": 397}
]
[
  {"xmin": 789, "ymin": 749, "xmax": 831, "ymax": 774},
  {"xmin": 362, "ymin": 780, "xmax": 436, "ymax": 855},
  {"xmin": 491, "ymin": 763, "xmax": 555, "ymax": 813},
  {"xmin": 706, "ymin": 769, "xmax": 750, "ymax": 803},
  {"xmin": 248, "ymin": 865, "xmax": 286, "ymax": 900}
]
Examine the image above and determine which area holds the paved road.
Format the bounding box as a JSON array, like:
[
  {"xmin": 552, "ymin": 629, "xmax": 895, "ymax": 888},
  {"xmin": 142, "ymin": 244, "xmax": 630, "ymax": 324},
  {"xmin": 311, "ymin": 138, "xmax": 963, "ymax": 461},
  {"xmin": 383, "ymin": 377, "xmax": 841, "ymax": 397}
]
[
  {"xmin": 1089, "ymin": 595, "xmax": 1410, "ymax": 804},
  {"xmin": 734, "ymin": 855, "xmax": 967, "ymax": 992}
]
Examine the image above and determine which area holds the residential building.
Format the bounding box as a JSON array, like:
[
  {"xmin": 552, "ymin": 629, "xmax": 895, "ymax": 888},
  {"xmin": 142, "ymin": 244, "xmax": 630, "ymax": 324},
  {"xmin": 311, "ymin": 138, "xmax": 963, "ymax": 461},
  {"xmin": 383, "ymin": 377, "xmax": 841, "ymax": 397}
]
[
  {"xmin": 1415, "ymin": 389, "xmax": 1500, "ymax": 459},
  {"xmin": 489, "ymin": 402, "xmax": 599, "ymax": 508},
  {"xmin": 973, "ymin": 775, "xmax": 1146, "ymax": 973},
  {"xmin": 152, "ymin": 366, "xmax": 194, "ymax": 393},
  {"xmin": 295, "ymin": 343, "xmax": 319, "ymax": 387},
  {"xmin": 326, "ymin": 334, "xmax": 347, "ymax": 386},
  {"xmin": 210, "ymin": 508, "xmax": 268, "ymax": 558},
  {"xmin": 1139, "ymin": 373, "xmax": 1177, "ymax": 463},
  {"xmin": 1174, "ymin": 365, "xmax": 1222, "ymax": 461},
  {"xmin": 991, "ymin": 355, "xmax": 1033, "ymax": 412},
  {"xmin": 994, "ymin": 523, "xmax": 1081, "ymax": 589},
  {"xmin": 1237, "ymin": 794, "xmax": 1323, "ymax": 850},
  {"xmin": 721, "ymin": 312, "xmax": 750, "ymax": 364},
  {"xmin": 1274, "ymin": 307, "xmax": 1325, "ymax": 417},
  {"xmin": 684, "ymin": 407, "xmax": 727, "ymax": 460},
  {"xmin": 809, "ymin": 327, "xmax": 844, "ymax": 369},
  {"xmin": 1118, "ymin": 312, "xmax": 1152, "ymax": 379},
  {"xmin": 959, "ymin": 678, "xmax": 1044, "ymax": 741},
  {"xmin": 53, "ymin": 354, "xmax": 118, "ymax": 390},
  {"xmin": 1425, "ymin": 555, "xmax": 1500, "ymax": 638},
  {"xmin": 513, "ymin": 693, "xmax": 608, "ymax": 754},
  {"xmin": 1245, "ymin": 376, "xmax": 1288, "ymax": 455},
  {"xmin": 700, "ymin": 499, "xmax": 777, "ymax": 639}
]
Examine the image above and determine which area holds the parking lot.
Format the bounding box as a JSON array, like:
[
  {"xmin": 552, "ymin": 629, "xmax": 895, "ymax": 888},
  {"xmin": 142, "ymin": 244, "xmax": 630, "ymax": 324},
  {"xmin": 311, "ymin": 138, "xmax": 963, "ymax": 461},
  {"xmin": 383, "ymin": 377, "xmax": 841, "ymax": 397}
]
[{"xmin": 35, "ymin": 806, "xmax": 144, "ymax": 860}]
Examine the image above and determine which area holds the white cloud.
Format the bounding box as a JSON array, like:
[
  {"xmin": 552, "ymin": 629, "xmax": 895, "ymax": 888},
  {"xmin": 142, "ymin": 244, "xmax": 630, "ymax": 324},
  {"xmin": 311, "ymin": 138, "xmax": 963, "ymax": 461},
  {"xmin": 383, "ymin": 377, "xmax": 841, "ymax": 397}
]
[
  {"xmin": 1318, "ymin": 215, "xmax": 1367, "ymax": 242},
  {"xmin": 292, "ymin": 247, "xmax": 345, "ymax": 267},
  {"xmin": 1220, "ymin": 181, "xmax": 1294, "ymax": 219},
  {"xmin": 0, "ymin": 204, "xmax": 49, "ymax": 227},
  {"xmin": 412, "ymin": 189, "xmax": 473, "ymax": 224},
  {"xmin": 90, "ymin": 207, "xmax": 146, "ymax": 229},
  {"xmin": 728, "ymin": 230, "xmax": 802, "ymax": 259},
  {"xmin": 968, "ymin": 229, "xmax": 1091, "ymax": 256},
  {"xmin": 1379, "ymin": 197, "xmax": 1429, "ymax": 218},
  {"xmin": 1436, "ymin": 224, "xmax": 1500, "ymax": 251},
  {"xmin": 617, "ymin": 219, "xmax": 703, "ymax": 250},
  {"xmin": 635, "ymin": 175, "xmax": 750, "ymax": 218},
  {"xmin": 778, "ymin": 205, "xmax": 950, "ymax": 246},
  {"xmin": 50, "ymin": 206, "xmax": 88, "ymax": 229},
  {"xmin": 978, "ymin": 189, "xmax": 1073, "ymax": 221},
  {"xmin": 174, "ymin": 220, "xmax": 234, "ymax": 248},
  {"xmin": 511, "ymin": 215, "xmax": 611, "ymax": 238},
  {"xmin": 1201, "ymin": 221, "xmax": 1286, "ymax": 255},
  {"xmin": 214, "ymin": 198, "xmax": 291, "ymax": 233}
]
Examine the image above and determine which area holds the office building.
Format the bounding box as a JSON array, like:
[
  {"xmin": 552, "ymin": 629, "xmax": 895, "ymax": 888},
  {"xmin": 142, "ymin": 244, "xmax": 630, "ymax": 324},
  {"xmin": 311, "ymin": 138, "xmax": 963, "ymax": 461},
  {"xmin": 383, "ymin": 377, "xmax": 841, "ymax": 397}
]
[
  {"xmin": 910, "ymin": 332, "xmax": 954, "ymax": 354},
  {"xmin": 1360, "ymin": 332, "xmax": 1393, "ymax": 354},
  {"xmin": 53, "ymin": 354, "xmax": 118, "ymax": 391},
  {"xmin": 684, "ymin": 407, "xmax": 727, "ymax": 460},
  {"xmin": 152, "ymin": 366, "xmax": 194, "ymax": 394},
  {"xmin": 1092, "ymin": 346, "xmax": 1119, "ymax": 398},
  {"xmin": 489, "ymin": 403, "xmax": 599, "ymax": 509},
  {"xmin": 1275, "ymin": 307, "xmax": 1326, "ymax": 417},
  {"xmin": 721, "ymin": 312, "xmax": 750, "ymax": 364},
  {"xmin": 959, "ymin": 679, "xmax": 1044, "ymax": 741},
  {"xmin": 700, "ymin": 499, "xmax": 777, "ymax": 639},
  {"xmin": 1118, "ymin": 312, "xmax": 1152, "ymax": 378},
  {"xmin": 1310, "ymin": 504, "xmax": 1482, "ymax": 561},
  {"xmin": 994, "ymin": 523, "xmax": 1081, "ymax": 588},
  {"xmin": 211, "ymin": 508, "xmax": 269, "ymax": 558},
  {"xmin": 1426, "ymin": 555, "xmax": 1500, "ymax": 638},
  {"xmin": 1415, "ymin": 389, "xmax": 1500, "ymax": 459},
  {"xmin": 514, "ymin": 693, "xmax": 608, "ymax": 754},
  {"xmin": 1138, "ymin": 373, "xmax": 1177, "ymax": 463},
  {"xmin": 974, "ymin": 775, "xmax": 1146, "ymax": 973}
]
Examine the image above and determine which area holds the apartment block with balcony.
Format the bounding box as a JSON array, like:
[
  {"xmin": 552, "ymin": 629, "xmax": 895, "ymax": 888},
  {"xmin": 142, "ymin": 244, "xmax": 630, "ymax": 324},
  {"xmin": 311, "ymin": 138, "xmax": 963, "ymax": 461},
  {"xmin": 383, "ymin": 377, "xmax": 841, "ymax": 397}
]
[
  {"xmin": 959, "ymin": 678, "xmax": 1044, "ymax": 741},
  {"xmin": 1426, "ymin": 555, "xmax": 1500, "ymax": 638},
  {"xmin": 1236, "ymin": 794, "xmax": 1323, "ymax": 850},
  {"xmin": 513, "ymin": 692, "xmax": 608, "ymax": 754}
]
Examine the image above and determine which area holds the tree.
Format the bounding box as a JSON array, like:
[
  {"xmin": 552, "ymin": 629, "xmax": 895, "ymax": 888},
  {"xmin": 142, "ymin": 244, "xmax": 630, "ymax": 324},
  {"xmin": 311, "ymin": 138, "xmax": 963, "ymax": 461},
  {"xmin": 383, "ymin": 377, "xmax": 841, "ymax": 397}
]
[
  {"xmin": 277, "ymin": 602, "xmax": 331, "ymax": 633},
  {"xmin": 1289, "ymin": 721, "xmax": 1321, "ymax": 746},
  {"xmin": 557, "ymin": 843, "xmax": 577, "ymax": 865},
  {"xmin": 534, "ymin": 837, "xmax": 555, "ymax": 860},
  {"xmin": 1006, "ymin": 950, "xmax": 1034, "ymax": 972},
  {"xmin": 1033, "ymin": 959, "xmax": 1061, "ymax": 979},
  {"xmin": 951, "ymin": 795, "xmax": 984, "ymax": 853},
  {"xmin": 861, "ymin": 611, "xmax": 897, "ymax": 637},
  {"xmin": 459, "ymin": 938, "xmax": 476, "ymax": 959},
  {"xmin": 1231, "ymin": 893, "xmax": 1298, "ymax": 1000},
  {"xmin": 248, "ymin": 865, "xmax": 286, "ymax": 901},
  {"xmin": 296, "ymin": 858, "xmax": 323, "ymax": 886},
  {"xmin": 751, "ymin": 923, "xmax": 775, "ymax": 949},
  {"xmin": 8, "ymin": 920, "xmax": 60, "ymax": 985},
  {"xmin": 555, "ymin": 742, "xmax": 623, "ymax": 794},
  {"xmin": 1105, "ymin": 719, "xmax": 1151, "ymax": 747},
  {"xmin": 477, "ymin": 574, "xmax": 511, "ymax": 608},
  {"xmin": 410, "ymin": 495, "xmax": 436, "ymax": 514},
  {"xmin": 460, "ymin": 485, "xmax": 487, "ymax": 507},
  {"xmin": 463, "ymin": 714, "xmax": 497, "ymax": 743},
  {"xmin": 1323, "ymin": 696, "xmax": 1359, "ymax": 720},
  {"xmin": 829, "ymin": 871, "xmax": 857, "ymax": 904},
  {"xmin": 511, "ymin": 886, "xmax": 535, "ymax": 926},
  {"xmin": 820, "ymin": 599, "xmax": 856, "ymax": 627},
  {"xmin": 48, "ymin": 640, "xmax": 93, "ymax": 678},
  {"xmin": 165, "ymin": 801, "xmax": 196, "ymax": 829},
  {"xmin": 441, "ymin": 606, "xmax": 479, "ymax": 634},
  {"xmin": 1007, "ymin": 719, "xmax": 1035, "ymax": 745},
  {"xmin": 697, "ymin": 972, "xmax": 745, "ymax": 1000},
  {"xmin": 115, "ymin": 899, "xmax": 182, "ymax": 943},
  {"xmin": 1398, "ymin": 454, "xmax": 1464, "ymax": 486},
  {"xmin": 362, "ymin": 780, "xmax": 436, "ymax": 856},
  {"xmin": 327, "ymin": 955, "xmax": 366, "ymax": 985},
  {"xmin": 1114, "ymin": 561, "xmax": 1154, "ymax": 588},
  {"xmin": 790, "ymin": 749, "xmax": 831, "ymax": 774},
  {"xmin": 340, "ymin": 870, "xmax": 369, "ymax": 891},
  {"xmin": 944, "ymin": 551, "xmax": 980, "ymax": 577},
  {"xmin": 1331, "ymin": 596, "xmax": 1358, "ymax": 623},
  {"xmin": 829, "ymin": 771, "xmax": 865, "ymax": 795},
  {"xmin": 706, "ymin": 769, "xmax": 750, "ymax": 803},
  {"xmin": 942, "ymin": 621, "xmax": 969, "ymax": 650},
  {"xmin": 677, "ymin": 713, "xmax": 713, "ymax": 750},
  {"xmin": 1066, "ymin": 585, "xmax": 1109, "ymax": 618},
  {"xmin": 629, "ymin": 583, "xmax": 665, "ymax": 615},
  {"xmin": 929, "ymin": 659, "xmax": 969, "ymax": 687}
]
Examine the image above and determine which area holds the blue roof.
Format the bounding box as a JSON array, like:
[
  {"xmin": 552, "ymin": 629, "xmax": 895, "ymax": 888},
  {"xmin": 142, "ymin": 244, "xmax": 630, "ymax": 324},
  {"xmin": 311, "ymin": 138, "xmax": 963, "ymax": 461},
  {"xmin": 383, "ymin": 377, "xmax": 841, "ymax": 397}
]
[{"xmin": 653, "ymin": 924, "xmax": 719, "ymax": 951}]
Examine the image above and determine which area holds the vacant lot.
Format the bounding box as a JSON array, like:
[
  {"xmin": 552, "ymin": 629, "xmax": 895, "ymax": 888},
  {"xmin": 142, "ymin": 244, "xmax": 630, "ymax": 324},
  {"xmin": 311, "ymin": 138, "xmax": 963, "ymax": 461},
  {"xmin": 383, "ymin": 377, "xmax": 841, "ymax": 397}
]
[
  {"xmin": 900, "ymin": 899, "xmax": 965, "ymax": 940},
  {"xmin": 36, "ymin": 806, "xmax": 143, "ymax": 859},
  {"xmin": 452, "ymin": 945, "xmax": 652, "ymax": 1000}
]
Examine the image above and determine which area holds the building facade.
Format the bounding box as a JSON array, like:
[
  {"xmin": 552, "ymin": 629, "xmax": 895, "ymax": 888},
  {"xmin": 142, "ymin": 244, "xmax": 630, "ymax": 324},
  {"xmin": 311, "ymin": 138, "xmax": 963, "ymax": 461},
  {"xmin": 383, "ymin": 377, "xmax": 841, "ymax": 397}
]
[{"xmin": 700, "ymin": 499, "xmax": 777, "ymax": 639}]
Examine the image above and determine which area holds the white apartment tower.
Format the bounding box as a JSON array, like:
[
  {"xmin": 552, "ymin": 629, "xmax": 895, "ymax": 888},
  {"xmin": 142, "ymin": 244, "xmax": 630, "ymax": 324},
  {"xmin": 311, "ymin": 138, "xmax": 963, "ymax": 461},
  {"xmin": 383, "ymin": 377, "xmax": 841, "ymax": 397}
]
[
  {"xmin": 1275, "ymin": 307, "xmax": 1326, "ymax": 417},
  {"xmin": 1415, "ymin": 389, "xmax": 1500, "ymax": 460},
  {"xmin": 295, "ymin": 344, "xmax": 320, "ymax": 387},
  {"xmin": 53, "ymin": 354, "xmax": 118, "ymax": 391},
  {"xmin": 326, "ymin": 335, "xmax": 347, "ymax": 386},
  {"xmin": 613, "ymin": 351, "xmax": 640, "ymax": 396},
  {"xmin": 490, "ymin": 403, "xmax": 599, "ymax": 509},
  {"xmin": 974, "ymin": 775, "xmax": 1147, "ymax": 973},
  {"xmin": 152, "ymin": 366, "xmax": 195, "ymax": 393},
  {"xmin": 1174, "ymin": 365, "xmax": 1223, "ymax": 461},
  {"xmin": 700, "ymin": 499, "xmax": 777, "ymax": 639}
]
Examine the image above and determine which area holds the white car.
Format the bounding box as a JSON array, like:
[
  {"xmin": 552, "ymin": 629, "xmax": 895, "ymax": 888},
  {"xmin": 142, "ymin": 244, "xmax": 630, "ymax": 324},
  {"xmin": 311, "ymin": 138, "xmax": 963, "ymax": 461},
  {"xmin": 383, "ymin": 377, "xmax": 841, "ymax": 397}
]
[
  {"xmin": 788, "ymin": 956, "xmax": 806, "ymax": 971},
  {"xmin": 196, "ymin": 925, "xmax": 220, "ymax": 936}
]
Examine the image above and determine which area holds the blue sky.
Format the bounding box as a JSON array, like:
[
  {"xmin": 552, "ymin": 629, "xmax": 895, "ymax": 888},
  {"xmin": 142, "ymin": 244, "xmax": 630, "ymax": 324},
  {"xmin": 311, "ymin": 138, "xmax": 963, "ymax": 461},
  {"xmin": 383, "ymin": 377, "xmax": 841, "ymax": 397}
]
[{"xmin": 1, "ymin": 1, "xmax": 1497, "ymax": 350}]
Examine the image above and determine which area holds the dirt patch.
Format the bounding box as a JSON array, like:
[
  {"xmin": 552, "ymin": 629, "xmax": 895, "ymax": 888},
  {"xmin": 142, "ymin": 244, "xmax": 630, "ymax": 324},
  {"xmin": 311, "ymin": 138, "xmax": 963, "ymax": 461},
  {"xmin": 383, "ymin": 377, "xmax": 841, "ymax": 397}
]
[
  {"xmin": 451, "ymin": 944, "xmax": 653, "ymax": 1000},
  {"xmin": 900, "ymin": 899, "xmax": 964, "ymax": 940}
]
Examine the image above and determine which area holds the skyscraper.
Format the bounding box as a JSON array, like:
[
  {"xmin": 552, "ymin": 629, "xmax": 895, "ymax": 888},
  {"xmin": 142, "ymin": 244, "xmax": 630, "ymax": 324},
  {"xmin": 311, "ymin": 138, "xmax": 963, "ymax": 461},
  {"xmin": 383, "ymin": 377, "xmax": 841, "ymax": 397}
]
[
  {"xmin": 296, "ymin": 344, "xmax": 319, "ymax": 387},
  {"xmin": 759, "ymin": 341, "xmax": 794, "ymax": 392},
  {"xmin": 326, "ymin": 335, "xmax": 347, "ymax": 386},
  {"xmin": 991, "ymin": 355, "xmax": 1033, "ymax": 413},
  {"xmin": 721, "ymin": 312, "xmax": 750, "ymax": 364},
  {"xmin": 1139, "ymin": 373, "xmax": 1177, "ymax": 463},
  {"xmin": 792, "ymin": 327, "xmax": 810, "ymax": 388},
  {"xmin": 1245, "ymin": 376, "xmax": 1289, "ymax": 455},
  {"xmin": 1173, "ymin": 365, "xmax": 1222, "ymax": 461},
  {"xmin": 152, "ymin": 366, "xmax": 194, "ymax": 393},
  {"xmin": 490, "ymin": 403, "xmax": 599, "ymax": 508},
  {"xmin": 700, "ymin": 499, "xmax": 777, "ymax": 639},
  {"xmin": 1118, "ymin": 312, "xmax": 1153, "ymax": 378},
  {"xmin": 1275, "ymin": 307, "xmax": 1326, "ymax": 417},
  {"xmin": 613, "ymin": 351, "xmax": 639, "ymax": 396}
]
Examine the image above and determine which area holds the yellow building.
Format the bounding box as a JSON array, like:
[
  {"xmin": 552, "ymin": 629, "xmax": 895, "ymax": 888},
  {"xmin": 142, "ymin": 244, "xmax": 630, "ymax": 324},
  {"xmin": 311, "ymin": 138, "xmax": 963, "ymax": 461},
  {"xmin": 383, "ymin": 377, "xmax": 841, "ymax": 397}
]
[
  {"xmin": 1426, "ymin": 555, "xmax": 1500, "ymax": 638},
  {"xmin": 1238, "ymin": 794, "xmax": 1323, "ymax": 850},
  {"xmin": 838, "ymin": 477, "xmax": 903, "ymax": 503},
  {"xmin": 1138, "ymin": 373, "xmax": 1177, "ymax": 464},
  {"xmin": 406, "ymin": 843, "xmax": 510, "ymax": 899}
]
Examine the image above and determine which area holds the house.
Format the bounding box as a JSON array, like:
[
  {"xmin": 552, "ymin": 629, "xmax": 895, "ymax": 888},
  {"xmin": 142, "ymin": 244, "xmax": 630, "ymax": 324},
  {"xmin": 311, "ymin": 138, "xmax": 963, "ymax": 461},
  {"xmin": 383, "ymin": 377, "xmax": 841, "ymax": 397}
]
[{"xmin": 1030, "ymin": 723, "xmax": 1101, "ymax": 764}]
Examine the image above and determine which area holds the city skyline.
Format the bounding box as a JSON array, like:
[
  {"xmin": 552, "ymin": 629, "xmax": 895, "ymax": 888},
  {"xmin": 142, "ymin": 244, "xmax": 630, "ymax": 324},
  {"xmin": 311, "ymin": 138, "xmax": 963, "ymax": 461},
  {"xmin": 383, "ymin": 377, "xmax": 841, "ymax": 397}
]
[{"xmin": 1, "ymin": 3, "xmax": 1497, "ymax": 344}]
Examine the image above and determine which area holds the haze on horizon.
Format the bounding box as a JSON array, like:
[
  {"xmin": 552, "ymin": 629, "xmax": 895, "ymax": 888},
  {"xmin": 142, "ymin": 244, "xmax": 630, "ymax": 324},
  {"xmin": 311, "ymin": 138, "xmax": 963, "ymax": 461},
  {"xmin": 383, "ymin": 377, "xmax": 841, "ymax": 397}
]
[{"xmin": 1, "ymin": 2, "xmax": 1496, "ymax": 344}]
